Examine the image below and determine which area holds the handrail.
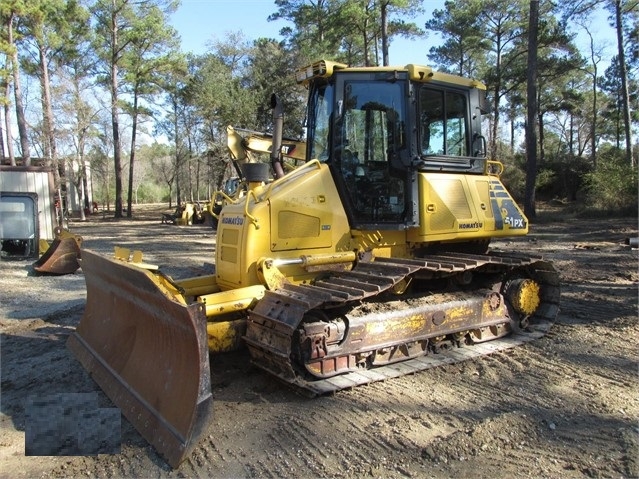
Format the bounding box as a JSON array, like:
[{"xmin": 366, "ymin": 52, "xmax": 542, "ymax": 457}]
[
  {"xmin": 243, "ymin": 189, "xmax": 260, "ymax": 229},
  {"xmin": 209, "ymin": 190, "xmax": 239, "ymax": 220},
  {"xmin": 486, "ymin": 160, "xmax": 504, "ymax": 177},
  {"xmin": 216, "ymin": 190, "xmax": 239, "ymax": 205}
]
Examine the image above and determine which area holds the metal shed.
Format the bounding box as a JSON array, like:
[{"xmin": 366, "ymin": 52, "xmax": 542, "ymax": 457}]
[{"xmin": 1, "ymin": 166, "xmax": 57, "ymax": 258}]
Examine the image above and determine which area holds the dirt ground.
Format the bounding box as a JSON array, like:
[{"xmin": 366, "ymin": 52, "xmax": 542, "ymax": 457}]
[{"xmin": 1, "ymin": 204, "xmax": 637, "ymax": 479}]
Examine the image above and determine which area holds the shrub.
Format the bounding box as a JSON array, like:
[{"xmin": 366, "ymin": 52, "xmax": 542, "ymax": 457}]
[{"xmin": 583, "ymin": 148, "xmax": 638, "ymax": 215}]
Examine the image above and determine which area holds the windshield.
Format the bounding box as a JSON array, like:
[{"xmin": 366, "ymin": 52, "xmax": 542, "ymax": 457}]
[{"xmin": 341, "ymin": 81, "xmax": 405, "ymax": 163}]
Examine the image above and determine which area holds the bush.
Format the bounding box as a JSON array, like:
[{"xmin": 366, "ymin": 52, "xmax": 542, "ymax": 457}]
[
  {"xmin": 136, "ymin": 183, "xmax": 168, "ymax": 203},
  {"xmin": 583, "ymin": 148, "xmax": 638, "ymax": 215},
  {"xmin": 535, "ymin": 168, "xmax": 556, "ymax": 195},
  {"xmin": 500, "ymin": 152, "xmax": 527, "ymax": 203}
]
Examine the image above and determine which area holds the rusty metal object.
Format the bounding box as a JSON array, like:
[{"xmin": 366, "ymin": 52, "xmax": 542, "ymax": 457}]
[
  {"xmin": 67, "ymin": 250, "xmax": 213, "ymax": 468},
  {"xmin": 301, "ymin": 290, "xmax": 509, "ymax": 378},
  {"xmin": 33, "ymin": 229, "xmax": 82, "ymax": 275}
]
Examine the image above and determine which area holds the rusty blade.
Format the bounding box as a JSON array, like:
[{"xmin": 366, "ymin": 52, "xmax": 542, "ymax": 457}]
[
  {"xmin": 33, "ymin": 237, "xmax": 81, "ymax": 275},
  {"xmin": 67, "ymin": 249, "xmax": 213, "ymax": 468}
]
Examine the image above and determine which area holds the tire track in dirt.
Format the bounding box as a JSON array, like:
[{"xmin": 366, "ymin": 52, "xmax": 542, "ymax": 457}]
[
  {"xmin": 430, "ymin": 324, "xmax": 638, "ymax": 476},
  {"xmin": 242, "ymin": 394, "xmax": 407, "ymax": 477}
]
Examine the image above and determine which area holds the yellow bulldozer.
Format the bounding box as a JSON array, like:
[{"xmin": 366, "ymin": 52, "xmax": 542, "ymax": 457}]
[{"xmin": 68, "ymin": 60, "xmax": 560, "ymax": 468}]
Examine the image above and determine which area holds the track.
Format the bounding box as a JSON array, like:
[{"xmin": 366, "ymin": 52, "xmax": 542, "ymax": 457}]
[{"xmin": 245, "ymin": 252, "xmax": 561, "ymax": 395}]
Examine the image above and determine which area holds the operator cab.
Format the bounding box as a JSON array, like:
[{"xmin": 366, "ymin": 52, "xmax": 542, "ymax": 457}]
[{"xmin": 301, "ymin": 61, "xmax": 488, "ymax": 231}]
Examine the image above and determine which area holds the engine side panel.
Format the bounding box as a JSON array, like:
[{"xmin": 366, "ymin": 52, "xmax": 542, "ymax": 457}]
[
  {"xmin": 407, "ymin": 172, "xmax": 528, "ymax": 244},
  {"xmin": 215, "ymin": 163, "xmax": 352, "ymax": 290}
]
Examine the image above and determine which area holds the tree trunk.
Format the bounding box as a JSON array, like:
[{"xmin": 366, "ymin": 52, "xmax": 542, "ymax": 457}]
[
  {"xmin": 381, "ymin": 1, "xmax": 389, "ymax": 66},
  {"xmin": 75, "ymin": 176, "xmax": 87, "ymax": 221},
  {"xmin": 510, "ymin": 104, "xmax": 516, "ymax": 152},
  {"xmin": 489, "ymin": 27, "xmax": 504, "ymax": 158},
  {"xmin": 8, "ymin": 13, "xmax": 30, "ymax": 165},
  {"xmin": 82, "ymin": 165, "xmax": 91, "ymax": 211},
  {"xmin": 490, "ymin": 85, "xmax": 500, "ymax": 157},
  {"xmin": 363, "ymin": 16, "xmax": 371, "ymax": 66},
  {"xmin": 76, "ymin": 112, "xmax": 87, "ymax": 222},
  {"xmin": 111, "ymin": 3, "xmax": 123, "ymax": 218},
  {"xmin": 127, "ymin": 87, "xmax": 139, "ymax": 218},
  {"xmin": 37, "ymin": 40, "xmax": 66, "ymax": 226},
  {"xmin": 524, "ymin": 0, "xmax": 539, "ymax": 220},
  {"xmin": 591, "ymin": 72, "xmax": 598, "ymax": 167},
  {"xmin": 586, "ymin": 27, "xmax": 598, "ymax": 168},
  {"xmin": 613, "ymin": 0, "xmax": 634, "ymax": 166},
  {"xmin": 0, "ymin": 95, "xmax": 5, "ymax": 161},
  {"xmin": 75, "ymin": 76, "xmax": 90, "ymax": 219},
  {"xmin": 38, "ymin": 42, "xmax": 57, "ymax": 163},
  {"xmin": 3, "ymin": 75, "xmax": 15, "ymax": 165},
  {"xmin": 173, "ymin": 97, "xmax": 182, "ymax": 207},
  {"xmin": 538, "ymin": 107, "xmax": 545, "ymax": 163}
]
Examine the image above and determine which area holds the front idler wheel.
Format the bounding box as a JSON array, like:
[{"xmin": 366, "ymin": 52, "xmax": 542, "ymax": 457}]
[{"xmin": 503, "ymin": 277, "xmax": 542, "ymax": 328}]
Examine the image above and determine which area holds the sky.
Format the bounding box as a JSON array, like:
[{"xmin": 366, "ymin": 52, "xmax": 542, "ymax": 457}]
[
  {"xmin": 168, "ymin": 0, "xmax": 619, "ymax": 73},
  {"xmin": 168, "ymin": 0, "xmax": 448, "ymax": 66}
]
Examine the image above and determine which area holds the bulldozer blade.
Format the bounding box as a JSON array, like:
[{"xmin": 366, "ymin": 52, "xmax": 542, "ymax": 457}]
[
  {"xmin": 67, "ymin": 249, "xmax": 213, "ymax": 468},
  {"xmin": 33, "ymin": 237, "xmax": 82, "ymax": 275}
]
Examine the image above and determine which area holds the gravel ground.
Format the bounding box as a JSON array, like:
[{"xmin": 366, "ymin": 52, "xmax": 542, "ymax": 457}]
[{"xmin": 1, "ymin": 204, "xmax": 637, "ymax": 478}]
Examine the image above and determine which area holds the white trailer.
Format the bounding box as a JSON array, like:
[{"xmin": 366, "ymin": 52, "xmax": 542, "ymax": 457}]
[{"xmin": 0, "ymin": 166, "xmax": 57, "ymax": 258}]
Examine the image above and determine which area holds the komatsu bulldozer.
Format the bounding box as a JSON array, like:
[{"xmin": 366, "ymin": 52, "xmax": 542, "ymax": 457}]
[{"xmin": 68, "ymin": 60, "xmax": 560, "ymax": 468}]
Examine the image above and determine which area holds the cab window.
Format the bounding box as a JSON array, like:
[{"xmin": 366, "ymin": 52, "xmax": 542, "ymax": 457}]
[{"xmin": 419, "ymin": 88, "xmax": 469, "ymax": 157}]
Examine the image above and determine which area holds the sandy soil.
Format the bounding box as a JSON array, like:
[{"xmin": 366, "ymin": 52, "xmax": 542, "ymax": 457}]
[{"xmin": 1, "ymin": 204, "xmax": 637, "ymax": 479}]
